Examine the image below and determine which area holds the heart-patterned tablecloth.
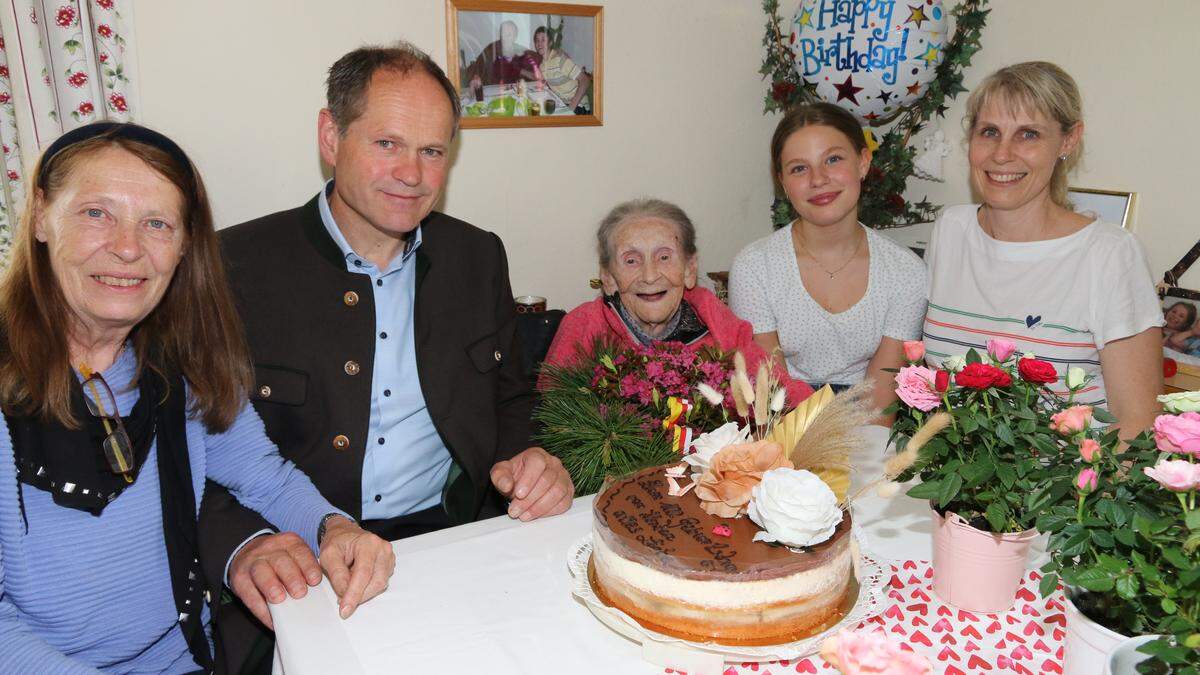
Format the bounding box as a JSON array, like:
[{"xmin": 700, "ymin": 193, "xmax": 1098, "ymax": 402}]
[{"xmin": 667, "ymin": 560, "xmax": 1066, "ymax": 675}]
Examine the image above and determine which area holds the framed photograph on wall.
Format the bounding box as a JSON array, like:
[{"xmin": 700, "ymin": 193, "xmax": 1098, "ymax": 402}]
[
  {"xmin": 1067, "ymin": 187, "xmax": 1136, "ymax": 229},
  {"xmin": 446, "ymin": 0, "xmax": 603, "ymax": 129}
]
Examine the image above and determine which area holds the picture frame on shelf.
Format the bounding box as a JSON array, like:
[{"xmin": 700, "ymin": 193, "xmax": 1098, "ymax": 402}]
[
  {"xmin": 446, "ymin": 0, "xmax": 603, "ymax": 129},
  {"xmin": 1067, "ymin": 187, "xmax": 1136, "ymax": 229}
]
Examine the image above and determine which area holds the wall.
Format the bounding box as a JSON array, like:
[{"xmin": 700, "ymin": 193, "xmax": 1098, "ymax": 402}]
[
  {"xmin": 133, "ymin": 0, "xmax": 782, "ymax": 311},
  {"xmin": 893, "ymin": 0, "xmax": 1200, "ymax": 287}
]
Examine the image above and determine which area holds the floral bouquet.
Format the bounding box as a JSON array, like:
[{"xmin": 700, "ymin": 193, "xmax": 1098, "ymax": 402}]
[
  {"xmin": 1035, "ymin": 391, "xmax": 1200, "ymax": 673},
  {"xmin": 536, "ymin": 338, "xmax": 790, "ymax": 494},
  {"xmin": 885, "ymin": 339, "xmax": 1084, "ymax": 534}
]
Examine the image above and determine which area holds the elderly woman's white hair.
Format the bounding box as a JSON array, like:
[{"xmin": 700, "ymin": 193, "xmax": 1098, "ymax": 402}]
[{"xmin": 595, "ymin": 198, "xmax": 698, "ymax": 270}]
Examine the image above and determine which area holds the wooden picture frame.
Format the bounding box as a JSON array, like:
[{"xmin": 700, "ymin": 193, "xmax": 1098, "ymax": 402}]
[
  {"xmin": 1067, "ymin": 187, "xmax": 1137, "ymax": 229},
  {"xmin": 445, "ymin": 0, "xmax": 603, "ymax": 129}
]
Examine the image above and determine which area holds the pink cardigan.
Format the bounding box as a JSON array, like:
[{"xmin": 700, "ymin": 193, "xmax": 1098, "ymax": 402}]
[{"xmin": 542, "ymin": 287, "xmax": 813, "ymax": 405}]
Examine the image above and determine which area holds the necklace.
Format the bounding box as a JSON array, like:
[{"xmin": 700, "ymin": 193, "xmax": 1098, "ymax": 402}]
[{"xmin": 795, "ymin": 227, "xmax": 864, "ymax": 279}]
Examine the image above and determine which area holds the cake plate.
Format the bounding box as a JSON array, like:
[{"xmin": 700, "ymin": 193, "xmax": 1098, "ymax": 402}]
[{"xmin": 566, "ymin": 530, "xmax": 889, "ymax": 664}]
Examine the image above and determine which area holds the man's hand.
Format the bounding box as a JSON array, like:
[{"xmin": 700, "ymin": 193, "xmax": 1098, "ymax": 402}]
[
  {"xmin": 228, "ymin": 532, "xmax": 322, "ymax": 630},
  {"xmin": 490, "ymin": 447, "xmax": 574, "ymax": 521},
  {"xmin": 319, "ymin": 516, "xmax": 396, "ymax": 619}
]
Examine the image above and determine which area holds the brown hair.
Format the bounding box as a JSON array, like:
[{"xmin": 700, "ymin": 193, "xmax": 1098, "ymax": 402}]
[
  {"xmin": 964, "ymin": 61, "xmax": 1083, "ymax": 209},
  {"xmin": 326, "ymin": 42, "xmax": 461, "ymax": 136},
  {"xmin": 770, "ymin": 102, "xmax": 867, "ymax": 177},
  {"xmin": 0, "ymin": 129, "xmax": 253, "ymax": 432}
]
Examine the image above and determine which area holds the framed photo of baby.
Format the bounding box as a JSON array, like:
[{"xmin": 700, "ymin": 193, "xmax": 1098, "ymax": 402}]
[{"xmin": 446, "ymin": 0, "xmax": 603, "ymax": 129}]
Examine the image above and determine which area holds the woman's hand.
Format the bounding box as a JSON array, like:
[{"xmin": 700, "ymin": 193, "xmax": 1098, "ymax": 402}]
[{"xmin": 318, "ymin": 517, "xmax": 396, "ymax": 619}]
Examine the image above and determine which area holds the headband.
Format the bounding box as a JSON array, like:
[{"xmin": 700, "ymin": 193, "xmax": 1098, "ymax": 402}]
[{"xmin": 38, "ymin": 121, "xmax": 194, "ymax": 189}]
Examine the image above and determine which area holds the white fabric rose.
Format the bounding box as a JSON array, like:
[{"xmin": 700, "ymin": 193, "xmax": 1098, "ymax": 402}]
[
  {"xmin": 683, "ymin": 422, "xmax": 749, "ymax": 474},
  {"xmin": 1159, "ymin": 390, "xmax": 1200, "ymax": 413},
  {"xmin": 748, "ymin": 468, "xmax": 843, "ymax": 548},
  {"xmin": 942, "ymin": 355, "xmax": 967, "ymax": 373}
]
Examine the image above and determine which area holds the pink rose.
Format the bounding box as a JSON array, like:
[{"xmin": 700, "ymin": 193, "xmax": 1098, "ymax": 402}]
[
  {"xmin": 894, "ymin": 365, "xmax": 941, "ymax": 412},
  {"xmin": 820, "ymin": 628, "xmax": 932, "ymax": 675},
  {"xmin": 902, "ymin": 340, "xmax": 925, "ymax": 363},
  {"xmin": 986, "ymin": 338, "xmax": 1016, "ymax": 363},
  {"xmin": 1050, "ymin": 405, "xmax": 1093, "ymax": 435},
  {"xmin": 1143, "ymin": 459, "xmax": 1200, "ymax": 492},
  {"xmin": 1154, "ymin": 412, "xmax": 1200, "ymax": 457},
  {"xmin": 1075, "ymin": 467, "xmax": 1098, "ymax": 494},
  {"xmin": 1078, "ymin": 438, "xmax": 1100, "ymax": 463}
]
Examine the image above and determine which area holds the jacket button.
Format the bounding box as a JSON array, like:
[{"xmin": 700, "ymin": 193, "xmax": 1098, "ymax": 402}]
[
  {"xmin": 494, "ymin": 350, "xmax": 502, "ymax": 362},
  {"xmin": 343, "ymin": 291, "xmax": 359, "ymax": 306},
  {"xmin": 258, "ymin": 385, "xmax": 272, "ymax": 398},
  {"xmin": 332, "ymin": 434, "xmax": 350, "ymax": 450},
  {"xmin": 344, "ymin": 360, "xmax": 361, "ymax": 376}
]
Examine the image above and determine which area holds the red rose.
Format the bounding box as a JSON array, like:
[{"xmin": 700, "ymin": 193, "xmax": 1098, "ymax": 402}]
[
  {"xmin": 96, "ymin": 0, "xmax": 114, "ymax": 8},
  {"xmin": 1017, "ymin": 357, "xmax": 1057, "ymax": 385},
  {"xmin": 67, "ymin": 71, "xmax": 88, "ymax": 88},
  {"xmin": 886, "ymin": 193, "xmax": 906, "ymax": 213},
  {"xmin": 1164, "ymin": 357, "xmax": 1178, "ymax": 380},
  {"xmin": 108, "ymin": 93, "xmax": 127, "ymax": 112},
  {"xmin": 97, "ymin": 24, "xmax": 113, "ymax": 38},
  {"xmin": 956, "ymin": 362, "xmax": 1012, "ymax": 389},
  {"xmin": 55, "ymin": 5, "xmax": 76, "ymax": 27},
  {"xmin": 77, "ymin": 101, "xmax": 94, "ymax": 115},
  {"xmin": 934, "ymin": 369, "xmax": 950, "ymax": 392}
]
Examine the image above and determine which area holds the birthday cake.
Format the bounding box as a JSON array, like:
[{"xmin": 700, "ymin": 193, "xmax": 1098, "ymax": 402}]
[{"xmin": 590, "ymin": 465, "xmax": 854, "ymax": 646}]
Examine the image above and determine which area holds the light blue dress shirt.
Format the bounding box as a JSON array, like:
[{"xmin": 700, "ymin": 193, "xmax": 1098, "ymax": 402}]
[{"xmin": 319, "ymin": 183, "xmax": 452, "ymax": 519}]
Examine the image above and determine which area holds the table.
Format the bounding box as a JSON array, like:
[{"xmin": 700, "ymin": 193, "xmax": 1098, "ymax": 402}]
[
  {"xmin": 269, "ymin": 427, "xmax": 1051, "ymax": 674},
  {"xmin": 460, "ymin": 82, "xmax": 571, "ymax": 119}
]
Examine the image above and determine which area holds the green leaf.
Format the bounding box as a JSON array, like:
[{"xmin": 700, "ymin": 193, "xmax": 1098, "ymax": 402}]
[
  {"xmin": 1091, "ymin": 407, "xmax": 1117, "ymax": 424},
  {"xmin": 1114, "ymin": 528, "xmax": 1137, "ymax": 547},
  {"xmin": 1187, "ymin": 509, "xmax": 1200, "ymax": 531},
  {"xmin": 985, "ymin": 501, "xmax": 1007, "ymax": 533},
  {"xmin": 1090, "ymin": 529, "xmax": 1114, "ymax": 549},
  {"xmin": 961, "ymin": 460, "xmax": 994, "ymax": 486},
  {"xmin": 938, "ymin": 473, "xmax": 963, "ymax": 510},
  {"xmin": 1162, "ymin": 546, "xmax": 1191, "ymax": 570},
  {"xmin": 965, "ymin": 349, "xmax": 982, "ymax": 364},
  {"xmin": 906, "ymin": 480, "xmax": 942, "ymax": 500},
  {"xmin": 1115, "ymin": 574, "xmax": 1138, "ymax": 600},
  {"xmin": 1072, "ymin": 567, "xmax": 1115, "ymax": 592},
  {"xmin": 1162, "ymin": 597, "xmax": 1179, "ymax": 614},
  {"xmin": 1039, "ymin": 572, "xmax": 1059, "ymax": 598},
  {"xmin": 995, "ymin": 422, "xmax": 1015, "ymax": 446},
  {"xmin": 995, "ymin": 462, "xmax": 1016, "ymax": 488}
]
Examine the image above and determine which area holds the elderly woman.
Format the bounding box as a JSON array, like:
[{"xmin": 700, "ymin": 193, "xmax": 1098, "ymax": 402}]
[
  {"xmin": 923, "ymin": 62, "xmax": 1162, "ymax": 434},
  {"xmin": 544, "ymin": 198, "xmax": 812, "ymax": 404},
  {"xmin": 0, "ymin": 122, "xmax": 393, "ymax": 673}
]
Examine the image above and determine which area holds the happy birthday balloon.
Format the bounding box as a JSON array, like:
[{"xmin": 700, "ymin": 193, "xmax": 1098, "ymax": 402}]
[{"xmin": 788, "ymin": 0, "xmax": 947, "ymax": 125}]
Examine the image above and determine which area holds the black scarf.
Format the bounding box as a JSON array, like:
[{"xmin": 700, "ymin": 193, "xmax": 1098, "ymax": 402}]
[
  {"xmin": 606, "ymin": 293, "xmax": 709, "ymax": 346},
  {"xmin": 7, "ymin": 368, "xmax": 213, "ymax": 671}
]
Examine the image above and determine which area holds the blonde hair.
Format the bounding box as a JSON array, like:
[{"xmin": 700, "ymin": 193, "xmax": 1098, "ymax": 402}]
[{"xmin": 964, "ymin": 61, "xmax": 1083, "ymax": 209}]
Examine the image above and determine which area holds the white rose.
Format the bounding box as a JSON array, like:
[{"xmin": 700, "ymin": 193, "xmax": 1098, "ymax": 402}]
[
  {"xmin": 748, "ymin": 468, "xmax": 843, "ymax": 548},
  {"xmin": 943, "ymin": 355, "xmax": 967, "ymax": 373},
  {"xmin": 1066, "ymin": 366, "xmax": 1087, "ymax": 390},
  {"xmin": 1159, "ymin": 390, "xmax": 1200, "ymax": 413},
  {"xmin": 683, "ymin": 422, "xmax": 750, "ymax": 473}
]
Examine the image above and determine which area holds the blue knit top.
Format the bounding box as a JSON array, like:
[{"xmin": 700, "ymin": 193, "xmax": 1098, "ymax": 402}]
[{"xmin": 0, "ymin": 348, "xmax": 339, "ymax": 673}]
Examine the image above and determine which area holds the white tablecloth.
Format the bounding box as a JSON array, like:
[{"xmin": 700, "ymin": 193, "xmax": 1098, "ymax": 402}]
[{"xmin": 270, "ymin": 426, "xmax": 936, "ymax": 674}]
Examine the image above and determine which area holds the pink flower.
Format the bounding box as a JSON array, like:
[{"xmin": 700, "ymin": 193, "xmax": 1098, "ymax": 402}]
[
  {"xmin": 820, "ymin": 628, "xmax": 932, "ymax": 675},
  {"xmin": 895, "ymin": 365, "xmax": 941, "ymax": 412},
  {"xmin": 986, "ymin": 338, "xmax": 1016, "ymax": 363},
  {"xmin": 902, "ymin": 340, "xmax": 925, "ymax": 363},
  {"xmin": 1050, "ymin": 405, "xmax": 1093, "ymax": 435},
  {"xmin": 1078, "ymin": 438, "xmax": 1100, "ymax": 462},
  {"xmin": 1154, "ymin": 412, "xmax": 1200, "ymax": 457},
  {"xmin": 1143, "ymin": 459, "xmax": 1200, "ymax": 492},
  {"xmin": 1075, "ymin": 467, "xmax": 1098, "ymax": 493}
]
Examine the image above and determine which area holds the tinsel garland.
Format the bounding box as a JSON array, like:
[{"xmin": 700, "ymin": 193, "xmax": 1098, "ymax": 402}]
[{"xmin": 760, "ymin": 0, "xmax": 990, "ymax": 229}]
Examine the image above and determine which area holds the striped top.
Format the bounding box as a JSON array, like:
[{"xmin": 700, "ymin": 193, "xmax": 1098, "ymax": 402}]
[
  {"xmin": 923, "ymin": 205, "xmax": 1162, "ymax": 407},
  {"xmin": 0, "ymin": 347, "xmax": 340, "ymax": 673}
]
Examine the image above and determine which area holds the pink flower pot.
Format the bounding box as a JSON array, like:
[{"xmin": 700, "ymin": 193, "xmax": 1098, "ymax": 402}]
[{"xmin": 930, "ymin": 508, "xmax": 1037, "ymax": 612}]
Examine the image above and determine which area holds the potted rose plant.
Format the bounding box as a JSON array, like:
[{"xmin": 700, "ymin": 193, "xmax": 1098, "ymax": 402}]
[
  {"xmin": 1035, "ymin": 391, "xmax": 1200, "ymax": 674},
  {"xmin": 886, "ymin": 339, "xmax": 1068, "ymax": 612}
]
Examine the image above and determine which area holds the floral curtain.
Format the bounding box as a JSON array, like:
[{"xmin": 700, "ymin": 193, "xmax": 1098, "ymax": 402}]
[{"xmin": 0, "ymin": 0, "xmax": 137, "ymax": 262}]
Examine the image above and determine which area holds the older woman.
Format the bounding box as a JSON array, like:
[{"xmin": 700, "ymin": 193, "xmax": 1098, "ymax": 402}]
[
  {"xmin": 923, "ymin": 62, "xmax": 1162, "ymax": 434},
  {"xmin": 0, "ymin": 122, "xmax": 393, "ymax": 673},
  {"xmin": 544, "ymin": 198, "xmax": 812, "ymax": 404}
]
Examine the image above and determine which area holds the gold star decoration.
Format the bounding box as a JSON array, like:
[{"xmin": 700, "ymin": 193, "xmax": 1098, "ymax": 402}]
[
  {"xmin": 920, "ymin": 43, "xmax": 942, "ymax": 64},
  {"xmin": 798, "ymin": 7, "xmax": 814, "ymax": 28},
  {"xmin": 906, "ymin": 4, "xmax": 928, "ymax": 28}
]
